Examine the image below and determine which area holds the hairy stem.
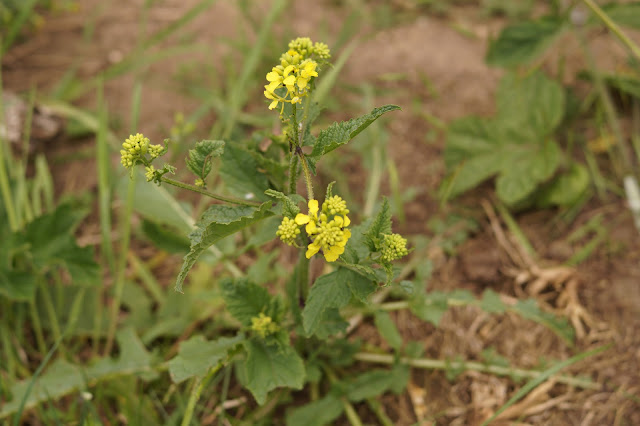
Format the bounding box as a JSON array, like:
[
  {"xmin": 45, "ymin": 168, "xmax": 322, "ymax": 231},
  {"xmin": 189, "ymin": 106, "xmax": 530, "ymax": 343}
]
[{"xmin": 181, "ymin": 363, "xmax": 223, "ymax": 426}]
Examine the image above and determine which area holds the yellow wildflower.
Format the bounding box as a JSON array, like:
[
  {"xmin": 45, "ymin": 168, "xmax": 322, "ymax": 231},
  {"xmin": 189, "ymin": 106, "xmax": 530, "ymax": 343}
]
[
  {"xmin": 295, "ymin": 197, "xmax": 351, "ymax": 262},
  {"xmin": 250, "ymin": 313, "xmax": 278, "ymax": 338},
  {"xmin": 276, "ymin": 217, "xmax": 301, "ymax": 245}
]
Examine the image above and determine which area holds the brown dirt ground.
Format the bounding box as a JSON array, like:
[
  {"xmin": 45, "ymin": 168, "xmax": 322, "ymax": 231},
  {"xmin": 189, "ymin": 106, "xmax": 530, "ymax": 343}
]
[{"xmin": 3, "ymin": 0, "xmax": 640, "ymax": 425}]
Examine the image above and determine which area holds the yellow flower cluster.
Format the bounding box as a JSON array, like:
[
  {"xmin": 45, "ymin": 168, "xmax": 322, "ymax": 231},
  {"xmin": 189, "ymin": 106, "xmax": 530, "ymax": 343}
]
[
  {"xmin": 294, "ymin": 196, "xmax": 351, "ymax": 262},
  {"xmin": 380, "ymin": 233, "xmax": 408, "ymax": 262},
  {"xmin": 250, "ymin": 313, "xmax": 279, "ymax": 338},
  {"xmin": 120, "ymin": 133, "xmax": 163, "ymax": 170},
  {"xmin": 264, "ymin": 37, "xmax": 331, "ymax": 112}
]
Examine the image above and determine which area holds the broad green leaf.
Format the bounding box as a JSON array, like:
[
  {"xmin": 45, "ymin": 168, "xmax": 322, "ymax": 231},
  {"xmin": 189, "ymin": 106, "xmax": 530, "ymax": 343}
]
[
  {"xmin": 286, "ymin": 394, "xmax": 343, "ymax": 426},
  {"xmin": 496, "ymin": 72, "xmax": 565, "ymax": 141},
  {"xmin": 168, "ymin": 335, "xmax": 243, "ymax": 383},
  {"xmin": 346, "ymin": 366, "xmax": 410, "ymax": 402},
  {"xmin": 220, "ymin": 142, "xmax": 271, "ymax": 201},
  {"xmin": 141, "ymin": 220, "xmax": 190, "ymax": 254},
  {"xmin": 185, "ymin": 139, "xmax": 225, "ymax": 181},
  {"xmin": 24, "ymin": 203, "xmax": 99, "ymax": 287},
  {"xmin": 601, "ymin": 2, "xmax": 640, "ymax": 29},
  {"xmin": 264, "ymin": 189, "xmax": 303, "ymax": 218},
  {"xmin": 364, "ymin": 197, "xmax": 392, "ymax": 251},
  {"xmin": 175, "ymin": 202, "xmax": 273, "ymax": 292},
  {"xmin": 480, "ymin": 289, "xmax": 506, "ymax": 314},
  {"xmin": 512, "ymin": 299, "xmax": 574, "ymax": 344},
  {"xmin": 345, "ymin": 268, "xmax": 378, "ymax": 302},
  {"xmin": 374, "ymin": 311, "xmax": 403, "ymax": 350},
  {"xmin": 220, "ymin": 278, "xmax": 275, "ymax": 326},
  {"xmin": 314, "ymin": 308, "xmax": 349, "ymax": 339},
  {"xmin": 310, "ymin": 105, "xmax": 400, "ymax": 160},
  {"xmin": 486, "ymin": 16, "xmax": 566, "ymax": 67},
  {"xmin": 0, "ymin": 328, "xmax": 152, "ymax": 418},
  {"xmin": 243, "ymin": 339, "xmax": 305, "ymax": 405},
  {"xmin": 535, "ymin": 163, "xmax": 590, "ymax": 207},
  {"xmin": 443, "ymin": 72, "xmax": 565, "ymax": 205},
  {"xmin": 302, "ymin": 270, "xmax": 352, "ymax": 336},
  {"xmin": 496, "ymin": 140, "xmax": 561, "ymax": 205}
]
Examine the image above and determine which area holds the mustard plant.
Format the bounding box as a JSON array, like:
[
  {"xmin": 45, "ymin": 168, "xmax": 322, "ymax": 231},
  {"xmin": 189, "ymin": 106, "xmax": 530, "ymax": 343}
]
[{"xmin": 122, "ymin": 37, "xmax": 407, "ymax": 413}]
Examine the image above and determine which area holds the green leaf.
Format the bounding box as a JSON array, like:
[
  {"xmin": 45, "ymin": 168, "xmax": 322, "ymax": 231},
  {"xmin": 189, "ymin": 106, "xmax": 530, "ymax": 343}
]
[
  {"xmin": 141, "ymin": 220, "xmax": 190, "ymax": 254},
  {"xmin": 364, "ymin": 197, "xmax": 392, "ymax": 251},
  {"xmin": 264, "ymin": 189, "xmax": 304, "ymax": 218},
  {"xmin": 443, "ymin": 71, "xmax": 565, "ymax": 205},
  {"xmin": 0, "ymin": 328, "xmax": 153, "ymax": 418},
  {"xmin": 220, "ymin": 143, "xmax": 271, "ymax": 201},
  {"xmin": 601, "ymin": 2, "xmax": 640, "ymax": 29},
  {"xmin": 185, "ymin": 139, "xmax": 225, "ymax": 181},
  {"xmin": 314, "ymin": 308, "xmax": 349, "ymax": 339},
  {"xmin": 175, "ymin": 202, "xmax": 273, "ymax": 292},
  {"xmin": 24, "ymin": 203, "xmax": 99, "ymax": 287},
  {"xmin": 480, "ymin": 289, "xmax": 506, "ymax": 314},
  {"xmin": 535, "ymin": 163, "xmax": 590, "ymax": 207},
  {"xmin": 302, "ymin": 270, "xmax": 352, "ymax": 336},
  {"xmin": 286, "ymin": 394, "xmax": 343, "ymax": 426},
  {"xmin": 346, "ymin": 365, "xmax": 410, "ymax": 402},
  {"xmin": 511, "ymin": 299, "xmax": 574, "ymax": 344},
  {"xmin": 243, "ymin": 339, "xmax": 305, "ymax": 405},
  {"xmin": 486, "ymin": 16, "xmax": 566, "ymax": 67},
  {"xmin": 168, "ymin": 335, "xmax": 243, "ymax": 383},
  {"xmin": 220, "ymin": 278, "xmax": 275, "ymax": 326},
  {"xmin": 310, "ymin": 105, "xmax": 400, "ymax": 160},
  {"xmin": 374, "ymin": 311, "xmax": 403, "ymax": 350}
]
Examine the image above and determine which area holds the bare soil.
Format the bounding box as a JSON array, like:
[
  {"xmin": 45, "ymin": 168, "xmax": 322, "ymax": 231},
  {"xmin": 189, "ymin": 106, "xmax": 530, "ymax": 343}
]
[{"xmin": 3, "ymin": 0, "xmax": 640, "ymax": 424}]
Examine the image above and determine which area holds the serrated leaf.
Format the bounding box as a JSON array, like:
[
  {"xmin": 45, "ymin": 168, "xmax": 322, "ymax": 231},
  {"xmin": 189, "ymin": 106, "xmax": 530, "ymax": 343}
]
[
  {"xmin": 486, "ymin": 16, "xmax": 566, "ymax": 67},
  {"xmin": 601, "ymin": 2, "xmax": 640, "ymax": 29},
  {"xmin": 480, "ymin": 289, "xmax": 506, "ymax": 314},
  {"xmin": 0, "ymin": 328, "xmax": 152, "ymax": 418},
  {"xmin": 168, "ymin": 335, "xmax": 243, "ymax": 383},
  {"xmin": 302, "ymin": 270, "xmax": 352, "ymax": 336},
  {"xmin": 185, "ymin": 140, "xmax": 225, "ymax": 181},
  {"xmin": 264, "ymin": 189, "xmax": 303, "ymax": 218},
  {"xmin": 243, "ymin": 339, "xmax": 305, "ymax": 405},
  {"xmin": 220, "ymin": 142, "xmax": 271, "ymax": 201},
  {"xmin": 175, "ymin": 202, "xmax": 273, "ymax": 292},
  {"xmin": 346, "ymin": 365, "xmax": 410, "ymax": 402},
  {"xmin": 286, "ymin": 394, "xmax": 343, "ymax": 426},
  {"xmin": 512, "ymin": 299, "xmax": 575, "ymax": 344},
  {"xmin": 314, "ymin": 308, "xmax": 349, "ymax": 339},
  {"xmin": 220, "ymin": 278, "xmax": 274, "ymax": 326},
  {"xmin": 310, "ymin": 105, "xmax": 400, "ymax": 160},
  {"xmin": 364, "ymin": 198, "xmax": 392, "ymax": 251},
  {"xmin": 374, "ymin": 311, "xmax": 403, "ymax": 350}
]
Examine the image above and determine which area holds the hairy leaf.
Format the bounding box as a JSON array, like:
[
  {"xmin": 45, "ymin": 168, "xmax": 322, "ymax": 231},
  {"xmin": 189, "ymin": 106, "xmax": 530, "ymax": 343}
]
[
  {"xmin": 535, "ymin": 163, "xmax": 590, "ymax": 207},
  {"xmin": 168, "ymin": 335, "xmax": 243, "ymax": 383},
  {"xmin": 175, "ymin": 202, "xmax": 273, "ymax": 292},
  {"xmin": 374, "ymin": 310, "xmax": 403, "ymax": 350},
  {"xmin": 185, "ymin": 139, "xmax": 225, "ymax": 181},
  {"xmin": 486, "ymin": 16, "xmax": 566, "ymax": 67},
  {"xmin": 310, "ymin": 105, "xmax": 400, "ymax": 161},
  {"xmin": 346, "ymin": 365, "xmax": 410, "ymax": 401},
  {"xmin": 243, "ymin": 338, "xmax": 305, "ymax": 405},
  {"xmin": 302, "ymin": 270, "xmax": 352, "ymax": 336},
  {"xmin": 220, "ymin": 278, "xmax": 276, "ymax": 326},
  {"xmin": 220, "ymin": 142, "xmax": 271, "ymax": 201}
]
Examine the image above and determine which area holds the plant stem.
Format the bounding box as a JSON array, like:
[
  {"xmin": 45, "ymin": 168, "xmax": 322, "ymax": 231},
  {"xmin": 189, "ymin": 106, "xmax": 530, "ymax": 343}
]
[
  {"xmin": 181, "ymin": 363, "xmax": 223, "ymax": 426},
  {"xmin": 288, "ymin": 153, "xmax": 299, "ymax": 194},
  {"xmin": 29, "ymin": 300, "xmax": 47, "ymax": 354},
  {"xmin": 0, "ymin": 74, "xmax": 19, "ymax": 232},
  {"xmin": 297, "ymin": 150, "xmax": 314, "ymax": 201},
  {"xmin": 160, "ymin": 176, "xmax": 261, "ymax": 207},
  {"xmin": 353, "ymin": 352, "xmax": 598, "ymax": 389},
  {"xmin": 324, "ymin": 367, "xmax": 363, "ymax": 426},
  {"xmin": 581, "ymin": 0, "xmax": 640, "ymax": 61}
]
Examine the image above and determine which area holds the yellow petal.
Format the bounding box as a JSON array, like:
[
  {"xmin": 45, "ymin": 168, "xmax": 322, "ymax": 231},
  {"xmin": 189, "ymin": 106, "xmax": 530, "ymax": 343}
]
[
  {"xmin": 343, "ymin": 215, "xmax": 350, "ymax": 227},
  {"xmin": 268, "ymin": 100, "xmax": 278, "ymax": 110},
  {"xmin": 306, "ymin": 243, "xmax": 320, "ymax": 259},
  {"xmin": 295, "ymin": 213, "xmax": 310, "ymax": 225},
  {"xmin": 266, "ymin": 81, "xmax": 280, "ymax": 93},
  {"xmin": 324, "ymin": 245, "xmax": 344, "ymax": 262},
  {"xmin": 266, "ymin": 71, "xmax": 280, "ymax": 82},
  {"xmin": 283, "ymin": 75, "xmax": 296, "ymax": 86},
  {"xmin": 283, "ymin": 65, "xmax": 295, "ymax": 76},
  {"xmin": 308, "ymin": 200, "xmax": 319, "ymax": 215},
  {"xmin": 306, "ymin": 221, "xmax": 317, "ymax": 234}
]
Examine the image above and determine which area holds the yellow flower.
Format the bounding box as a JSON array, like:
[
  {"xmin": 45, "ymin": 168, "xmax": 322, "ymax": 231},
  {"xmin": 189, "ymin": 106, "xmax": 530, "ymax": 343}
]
[
  {"xmin": 250, "ymin": 313, "xmax": 279, "ymax": 338},
  {"xmin": 144, "ymin": 165, "xmax": 155, "ymax": 182},
  {"xmin": 380, "ymin": 233, "xmax": 409, "ymax": 262},
  {"xmin": 294, "ymin": 197, "xmax": 351, "ymax": 262}
]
